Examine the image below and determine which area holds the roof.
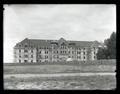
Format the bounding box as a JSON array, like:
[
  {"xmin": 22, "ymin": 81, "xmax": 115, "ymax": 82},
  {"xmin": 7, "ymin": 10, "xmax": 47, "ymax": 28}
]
[{"xmin": 14, "ymin": 38, "xmax": 101, "ymax": 49}]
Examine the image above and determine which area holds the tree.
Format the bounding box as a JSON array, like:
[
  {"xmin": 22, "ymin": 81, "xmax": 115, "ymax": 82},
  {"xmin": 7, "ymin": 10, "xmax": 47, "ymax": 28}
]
[
  {"xmin": 97, "ymin": 48, "xmax": 107, "ymax": 59},
  {"xmin": 105, "ymin": 32, "xmax": 116, "ymax": 59},
  {"xmin": 97, "ymin": 32, "xmax": 116, "ymax": 59}
]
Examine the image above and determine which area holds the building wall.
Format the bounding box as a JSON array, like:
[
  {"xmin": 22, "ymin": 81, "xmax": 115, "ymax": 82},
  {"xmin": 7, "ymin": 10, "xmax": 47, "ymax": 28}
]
[
  {"xmin": 14, "ymin": 48, "xmax": 37, "ymax": 63},
  {"xmin": 90, "ymin": 47, "xmax": 98, "ymax": 60},
  {"xmin": 14, "ymin": 42, "xmax": 99, "ymax": 63}
]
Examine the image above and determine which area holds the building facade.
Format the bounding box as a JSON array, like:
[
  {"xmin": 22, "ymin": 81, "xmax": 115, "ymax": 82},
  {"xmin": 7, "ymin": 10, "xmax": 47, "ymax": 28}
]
[{"xmin": 14, "ymin": 38, "xmax": 102, "ymax": 63}]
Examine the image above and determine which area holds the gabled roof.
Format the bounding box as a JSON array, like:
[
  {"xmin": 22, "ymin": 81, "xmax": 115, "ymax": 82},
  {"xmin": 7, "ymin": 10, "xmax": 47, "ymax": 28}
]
[{"xmin": 14, "ymin": 38, "xmax": 101, "ymax": 48}]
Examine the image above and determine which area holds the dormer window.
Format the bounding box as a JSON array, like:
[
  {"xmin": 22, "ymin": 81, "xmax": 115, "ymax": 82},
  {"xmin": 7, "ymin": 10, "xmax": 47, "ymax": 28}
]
[
  {"xmin": 61, "ymin": 42, "xmax": 65, "ymax": 45},
  {"xmin": 69, "ymin": 43, "xmax": 75, "ymax": 45}
]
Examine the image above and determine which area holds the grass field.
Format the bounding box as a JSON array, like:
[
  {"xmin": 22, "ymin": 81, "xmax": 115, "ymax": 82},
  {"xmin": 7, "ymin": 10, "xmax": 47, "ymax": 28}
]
[
  {"xmin": 4, "ymin": 64, "xmax": 116, "ymax": 74},
  {"xmin": 4, "ymin": 61, "xmax": 116, "ymax": 90},
  {"xmin": 4, "ymin": 75, "xmax": 116, "ymax": 90}
]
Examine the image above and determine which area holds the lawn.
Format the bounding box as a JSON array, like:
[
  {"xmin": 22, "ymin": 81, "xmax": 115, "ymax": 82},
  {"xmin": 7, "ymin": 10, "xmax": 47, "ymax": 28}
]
[
  {"xmin": 4, "ymin": 61, "xmax": 116, "ymax": 90},
  {"xmin": 4, "ymin": 64, "xmax": 116, "ymax": 74},
  {"xmin": 4, "ymin": 75, "xmax": 116, "ymax": 90}
]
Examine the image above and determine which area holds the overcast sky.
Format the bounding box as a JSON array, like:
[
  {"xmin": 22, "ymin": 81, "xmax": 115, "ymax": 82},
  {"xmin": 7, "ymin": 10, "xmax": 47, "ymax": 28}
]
[{"xmin": 4, "ymin": 4, "xmax": 116, "ymax": 63}]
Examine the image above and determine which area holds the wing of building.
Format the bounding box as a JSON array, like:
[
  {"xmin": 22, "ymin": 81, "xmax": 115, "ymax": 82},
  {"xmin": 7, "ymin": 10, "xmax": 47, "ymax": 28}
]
[{"xmin": 14, "ymin": 38, "xmax": 102, "ymax": 63}]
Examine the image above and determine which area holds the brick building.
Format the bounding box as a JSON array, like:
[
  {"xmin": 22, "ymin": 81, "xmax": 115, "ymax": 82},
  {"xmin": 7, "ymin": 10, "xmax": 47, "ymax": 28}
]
[{"xmin": 14, "ymin": 38, "xmax": 102, "ymax": 63}]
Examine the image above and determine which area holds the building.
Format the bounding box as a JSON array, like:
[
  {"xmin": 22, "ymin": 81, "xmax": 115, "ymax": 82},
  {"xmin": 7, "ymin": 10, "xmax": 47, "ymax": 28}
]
[{"xmin": 14, "ymin": 38, "xmax": 102, "ymax": 63}]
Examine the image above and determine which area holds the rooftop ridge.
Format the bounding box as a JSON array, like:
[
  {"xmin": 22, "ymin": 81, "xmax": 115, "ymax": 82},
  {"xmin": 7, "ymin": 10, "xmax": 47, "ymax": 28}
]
[{"xmin": 26, "ymin": 38, "xmax": 95, "ymax": 42}]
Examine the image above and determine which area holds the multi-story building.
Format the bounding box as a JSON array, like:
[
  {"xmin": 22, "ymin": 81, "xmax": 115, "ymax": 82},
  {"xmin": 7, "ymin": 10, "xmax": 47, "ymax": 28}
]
[{"xmin": 14, "ymin": 38, "xmax": 102, "ymax": 63}]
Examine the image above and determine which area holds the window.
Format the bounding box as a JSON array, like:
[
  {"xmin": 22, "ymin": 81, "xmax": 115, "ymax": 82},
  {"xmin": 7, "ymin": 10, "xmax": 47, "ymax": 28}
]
[
  {"xmin": 31, "ymin": 55, "xmax": 33, "ymax": 58},
  {"xmin": 14, "ymin": 55, "xmax": 17, "ymax": 58},
  {"xmin": 24, "ymin": 55, "xmax": 28, "ymax": 58},
  {"xmin": 31, "ymin": 50, "xmax": 33, "ymax": 53},
  {"xmin": 31, "ymin": 60, "xmax": 33, "ymax": 63},
  {"xmin": 84, "ymin": 52, "xmax": 85, "ymax": 55},
  {"xmin": 36, "ymin": 49, "xmax": 38, "ymax": 52},
  {"xmin": 24, "ymin": 50, "xmax": 28, "ymax": 53},
  {"xmin": 45, "ymin": 55, "xmax": 48, "ymax": 59},
  {"xmin": 14, "ymin": 51, "xmax": 16, "ymax": 54},
  {"xmin": 69, "ymin": 51, "xmax": 70, "ymax": 53},
  {"xmin": 84, "ymin": 56, "xmax": 85, "ymax": 59},
  {"xmin": 39, "ymin": 55, "xmax": 42, "ymax": 58},
  {"xmin": 24, "ymin": 60, "xmax": 27, "ymax": 62},
  {"xmin": 94, "ymin": 56, "xmax": 96, "ymax": 59},
  {"xmin": 19, "ymin": 60, "xmax": 21, "ymax": 63},
  {"xmin": 25, "ymin": 44, "xmax": 27, "ymax": 47},
  {"xmin": 72, "ymin": 51, "xmax": 74, "ymax": 54},
  {"xmin": 94, "ymin": 52, "xmax": 96, "ymax": 54},
  {"xmin": 19, "ymin": 55, "xmax": 21, "ymax": 58},
  {"xmin": 57, "ymin": 51, "xmax": 58, "ymax": 53},
  {"xmin": 19, "ymin": 49, "xmax": 21, "ymax": 52},
  {"xmin": 45, "ymin": 60, "xmax": 48, "ymax": 62},
  {"xmin": 61, "ymin": 51, "xmax": 62, "ymax": 53}
]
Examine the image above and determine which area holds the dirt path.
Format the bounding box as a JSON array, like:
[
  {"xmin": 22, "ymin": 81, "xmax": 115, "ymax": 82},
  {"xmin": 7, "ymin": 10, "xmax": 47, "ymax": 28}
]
[{"xmin": 4, "ymin": 72, "xmax": 116, "ymax": 78}]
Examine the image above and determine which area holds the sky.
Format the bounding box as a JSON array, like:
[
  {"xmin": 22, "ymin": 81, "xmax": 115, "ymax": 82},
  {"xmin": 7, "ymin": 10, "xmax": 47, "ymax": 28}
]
[{"xmin": 4, "ymin": 4, "xmax": 116, "ymax": 63}]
